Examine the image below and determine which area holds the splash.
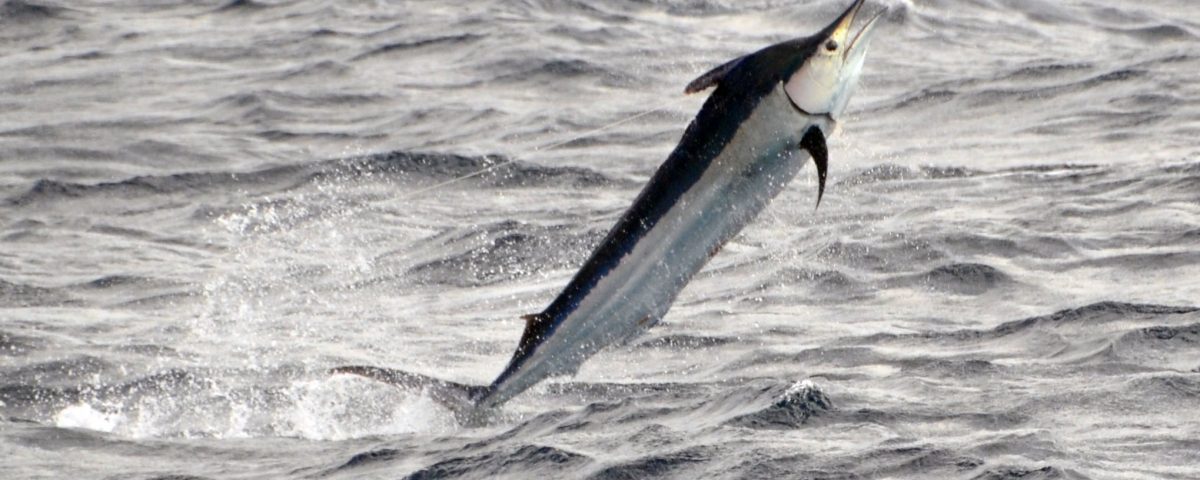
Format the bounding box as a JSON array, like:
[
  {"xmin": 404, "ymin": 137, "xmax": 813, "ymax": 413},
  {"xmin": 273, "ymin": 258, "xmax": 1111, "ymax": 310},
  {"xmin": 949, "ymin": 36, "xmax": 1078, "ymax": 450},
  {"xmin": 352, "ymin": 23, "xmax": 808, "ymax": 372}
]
[
  {"xmin": 280, "ymin": 375, "xmax": 457, "ymax": 441},
  {"xmin": 48, "ymin": 375, "xmax": 457, "ymax": 440},
  {"xmin": 53, "ymin": 403, "xmax": 124, "ymax": 432}
]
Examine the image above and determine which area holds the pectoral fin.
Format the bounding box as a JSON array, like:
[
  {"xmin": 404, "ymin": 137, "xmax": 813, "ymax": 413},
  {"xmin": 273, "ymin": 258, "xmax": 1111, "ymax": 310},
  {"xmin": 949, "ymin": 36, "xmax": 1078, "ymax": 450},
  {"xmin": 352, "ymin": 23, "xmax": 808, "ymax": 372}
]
[{"xmin": 799, "ymin": 126, "xmax": 829, "ymax": 208}]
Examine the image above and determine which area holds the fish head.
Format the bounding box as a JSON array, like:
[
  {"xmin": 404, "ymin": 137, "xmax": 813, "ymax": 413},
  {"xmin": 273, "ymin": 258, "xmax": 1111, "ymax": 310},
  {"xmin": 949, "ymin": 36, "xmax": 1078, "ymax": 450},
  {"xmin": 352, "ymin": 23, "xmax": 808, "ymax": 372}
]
[{"xmin": 784, "ymin": 0, "xmax": 884, "ymax": 120}]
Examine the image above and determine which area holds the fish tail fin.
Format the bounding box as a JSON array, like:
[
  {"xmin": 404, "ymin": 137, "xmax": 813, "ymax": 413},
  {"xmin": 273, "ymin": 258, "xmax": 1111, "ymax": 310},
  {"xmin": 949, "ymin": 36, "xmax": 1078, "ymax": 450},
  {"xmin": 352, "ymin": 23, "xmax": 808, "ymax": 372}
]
[{"xmin": 330, "ymin": 365, "xmax": 492, "ymax": 421}]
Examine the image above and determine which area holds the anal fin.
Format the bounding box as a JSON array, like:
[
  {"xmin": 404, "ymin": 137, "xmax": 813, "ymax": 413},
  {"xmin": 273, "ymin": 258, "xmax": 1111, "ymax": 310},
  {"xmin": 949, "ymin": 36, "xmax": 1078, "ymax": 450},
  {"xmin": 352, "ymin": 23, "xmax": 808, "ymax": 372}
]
[
  {"xmin": 517, "ymin": 312, "xmax": 554, "ymax": 357},
  {"xmin": 615, "ymin": 313, "xmax": 661, "ymax": 346}
]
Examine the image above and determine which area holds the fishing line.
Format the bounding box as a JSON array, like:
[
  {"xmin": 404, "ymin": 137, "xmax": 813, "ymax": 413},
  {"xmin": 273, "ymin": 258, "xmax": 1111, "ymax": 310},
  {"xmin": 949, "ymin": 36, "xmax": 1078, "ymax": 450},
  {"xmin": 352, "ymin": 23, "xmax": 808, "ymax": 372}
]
[{"xmin": 395, "ymin": 104, "xmax": 676, "ymax": 201}]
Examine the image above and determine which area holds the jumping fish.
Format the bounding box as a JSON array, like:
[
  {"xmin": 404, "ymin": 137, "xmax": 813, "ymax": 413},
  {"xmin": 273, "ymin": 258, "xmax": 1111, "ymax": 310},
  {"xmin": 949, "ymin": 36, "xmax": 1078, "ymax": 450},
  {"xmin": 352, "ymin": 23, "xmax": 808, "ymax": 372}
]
[{"xmin": 336, "ymin": 0, "xmax": 885, "ymax": 413}]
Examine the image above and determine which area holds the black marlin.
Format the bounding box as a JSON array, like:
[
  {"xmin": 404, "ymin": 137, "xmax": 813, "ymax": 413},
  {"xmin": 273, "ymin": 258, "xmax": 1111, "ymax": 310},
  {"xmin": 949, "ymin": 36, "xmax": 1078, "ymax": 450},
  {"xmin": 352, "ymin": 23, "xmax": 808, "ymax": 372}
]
[{"xmin": 336, "ymin": 0, "xmax": 885, "ymax": 413}]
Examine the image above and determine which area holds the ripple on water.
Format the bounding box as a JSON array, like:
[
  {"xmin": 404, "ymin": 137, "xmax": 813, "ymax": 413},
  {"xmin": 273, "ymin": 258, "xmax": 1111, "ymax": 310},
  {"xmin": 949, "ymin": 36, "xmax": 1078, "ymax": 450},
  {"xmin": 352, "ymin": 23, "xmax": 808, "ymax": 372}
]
[
  {"xmin": 917, "ymin": 263, "xmax": 1012, "ymax": 295},
  {"xmin": 402, "ymin": 444, "xmax": 592, "ymax": 480},
  {"xmin": 6, "ymin": 150, "xmax": 619, "ymax": 207}
]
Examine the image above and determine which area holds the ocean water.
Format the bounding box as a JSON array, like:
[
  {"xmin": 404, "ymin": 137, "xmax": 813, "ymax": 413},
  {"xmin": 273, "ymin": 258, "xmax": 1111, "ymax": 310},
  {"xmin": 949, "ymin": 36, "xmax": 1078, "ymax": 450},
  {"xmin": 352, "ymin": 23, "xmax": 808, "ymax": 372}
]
[{"xmin": 2, "ymin": 0, "xmax": 1199, "ymax": 478}]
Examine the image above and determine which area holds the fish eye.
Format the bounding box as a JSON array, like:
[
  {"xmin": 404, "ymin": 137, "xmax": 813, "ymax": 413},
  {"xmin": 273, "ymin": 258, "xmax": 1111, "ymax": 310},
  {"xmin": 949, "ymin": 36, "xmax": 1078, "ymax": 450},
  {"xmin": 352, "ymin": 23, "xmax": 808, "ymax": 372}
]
[{"xmin": 825, "ymin": 39, "xmax": 838, "ymax": 52}]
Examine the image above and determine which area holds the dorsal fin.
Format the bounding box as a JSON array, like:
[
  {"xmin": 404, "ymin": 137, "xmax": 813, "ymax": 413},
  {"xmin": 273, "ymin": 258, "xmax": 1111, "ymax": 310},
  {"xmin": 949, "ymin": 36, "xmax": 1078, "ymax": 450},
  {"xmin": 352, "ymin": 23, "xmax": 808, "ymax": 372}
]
[
  {"xmin": 684, "ymin": 55, "xmax": 746, "ymax": 94},
  {"xmin": 516, "ymin": 313, "xmax": 553, "ymax": 357}
]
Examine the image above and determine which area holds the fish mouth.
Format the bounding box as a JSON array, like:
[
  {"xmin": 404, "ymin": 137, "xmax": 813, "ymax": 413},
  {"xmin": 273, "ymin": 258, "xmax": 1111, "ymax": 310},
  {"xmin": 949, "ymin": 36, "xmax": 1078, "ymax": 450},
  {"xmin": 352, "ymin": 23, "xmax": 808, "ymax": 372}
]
[
  {"xmin": 845, "ymin": 7, "xmax": 885, "ymax": 60},
  {"xmin": 826, "ymin": 0, "xmax": 885, "ymax": 61}
]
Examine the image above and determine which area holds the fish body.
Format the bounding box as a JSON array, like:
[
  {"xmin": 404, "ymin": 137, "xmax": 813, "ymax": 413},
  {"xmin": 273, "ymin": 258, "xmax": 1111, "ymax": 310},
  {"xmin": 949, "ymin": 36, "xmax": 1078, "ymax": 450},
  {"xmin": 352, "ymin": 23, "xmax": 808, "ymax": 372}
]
[
  {"xmin": 476, "ymin": 0, "xmax": 884, "ymax": 408},
  {"xmin": 479, "ymin": 80, "xmax": 832, "ymax": 408},
  {"xmin": 336, "ymin": 0, "xmax": 885, "ymax": 413}
]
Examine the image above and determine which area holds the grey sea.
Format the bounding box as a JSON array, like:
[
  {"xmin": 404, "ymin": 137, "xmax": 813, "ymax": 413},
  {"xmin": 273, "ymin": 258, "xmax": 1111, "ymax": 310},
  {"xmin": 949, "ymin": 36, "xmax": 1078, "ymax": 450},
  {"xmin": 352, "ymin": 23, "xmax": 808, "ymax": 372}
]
[{"xmin": 2, "ymin": 0, "xmax": 1199, "ymax": 478}]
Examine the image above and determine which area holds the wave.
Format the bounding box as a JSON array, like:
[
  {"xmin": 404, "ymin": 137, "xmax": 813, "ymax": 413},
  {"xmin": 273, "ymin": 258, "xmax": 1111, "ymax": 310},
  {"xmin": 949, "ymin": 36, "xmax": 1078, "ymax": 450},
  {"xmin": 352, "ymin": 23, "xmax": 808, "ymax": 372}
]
[
  {"xmin": 835, "ymin": 302, "xmax": 1199, "ymax": 363},
  {"xmin": 727, "ymin": 346, "xmax": 888, "ymax": 371},
  {"xmin": 1059, "ymin": 251, "xmax": 1200, "ymax": 272},
  {"xmin": 770, "ymin": 267, "xmax": 862, "ymax": 290},
  {"xmin": 403, "ymin": 220, "xmax": 602, "ymax": 287},
  {"xmin": 275, "ymin": 59, "xmax": 352, "ymax": 80},
  {"xmin": 914, "ymin": 263, "xmax": 1013, "ymax": 295},
  {"xmin": 0, "ymin": 0, "xmax": 64, "ymax": 23},
  {"xmin": 836, "ymin": 163, "xmax": 978, "ymax": 187},
  {"xmin": 0, "ymin": 330, "xmax": 45, "ymax": 357},
  {"xmin": 59, "ymin": 50, "xmax": 106, "ymax": 62},
  {"xmin": 838, "ymin": 406, "xmax": 1029, "ymax": 432},
  {"xmin": 634, "ymin": 334, "xmax": 736, "ymax": 350},
  {"xmin": 817, "ymin": 236, "xmax": 947, "ymax": 273},
  {"xmin": 971, "ymin": 465, "xmax": 1086, "ymax": 480},
  {"xmin": 7, "ymin": 150, "xmax": 618, "ymax": 206},
  {"xmin": 482, "ymin": 57, "xmax": 629, "ymax": 88},
  {"xmin": 0, "ymin": 367, "xmax": 209, "ymax": 416},
  {"xmin": 590, "ymin": 446, "xmax": 712, "ymax": 480},
  {"xmin": 204, "ymin": 89, "xmax": 386, "ymax": 127},
  {"xmin": 213, "ymin": 0, "xmax": 270, "ymax": 13},
  {"xmin": 871, "ymin": 53, "xmax": 1172, "ymax": 128},
  {"xmin": 999, "ymin": 164, "xmax": 1103, "ymax": 174},
  {"xmin": 1125, "ymin": 374, "xmax": 1200, "ymax": 400},
  {"xmin": 897, "ymin": 357, "xmax": 1002, "ymax": 377},
  {"xmin": 733, "ymin": 267, "xmax": 875, "ymax": 306},
  {"xmin": 402, "ymin": 444, "xmax": 592, "ymax": 480},
  {"xmin": 207, "ymin": 90, "xmax": 386, "ymax": 111},
  {"xmin": 75, "ymin": 275, "xmax": 155, "ymax": 290},
  {"xmin": 3, "ymin": 355, "xmax": 112, "ymax": 382},
  {"xmin": 0, "ymin": 279, "xmax": 74, "ymax": 307},
  {"xmin": 338, "ymin": 448, "xmax": 405, "ymax": 470},
  {"xmin": 714, "ymin": 439, "xmax": 997, "ymax": 480},
  {"xmin": 984, "ymin": 302, "xmax": 1197, "ymax": 337},
  {"xmin": 1109, "ymin": 24, "xmax": 1195, "ymax": 42},
  {"xmin": 1116, "ymin": 322, "xmax": 1200, "ymax": 348},
  {"xmin": 724, "ymin": 380, "xmax": 832, "ymax": 430},
  {"xmin": 145, "ymin": 476, "xmax": 213, "ymax": 480},
  {"xmin": 936, "ymin": 233, "xmax": 1077, "ymax": 259},
  {"xmin": 351, "ymin": 34, "xmax": 484, "ymax": 61}
]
